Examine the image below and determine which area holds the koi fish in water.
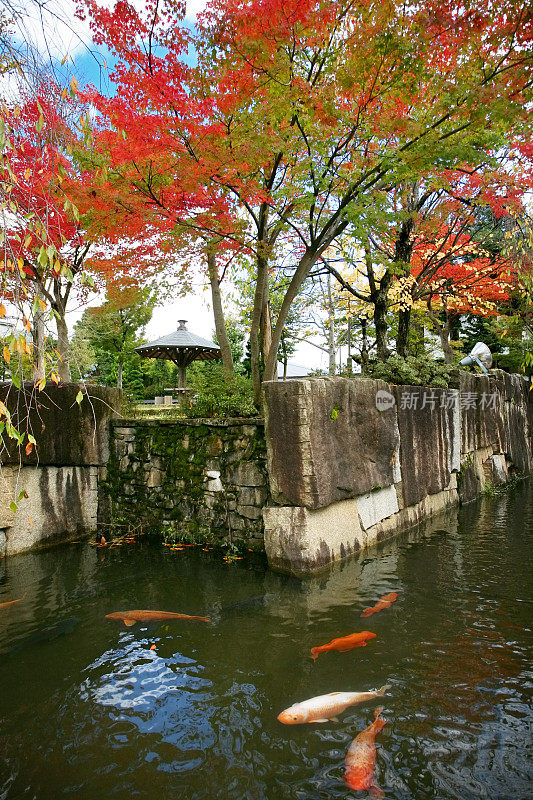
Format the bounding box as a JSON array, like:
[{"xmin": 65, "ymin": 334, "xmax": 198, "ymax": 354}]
[
  {"xmin": 0, "ymin": 598, "xmax": 22, "ymax": 610},
  {"xmin": 361, "ymin": 592, "xmax": 398, "ymax": 618},
  {"xmin": 310, "ymin": 630, "xmax": 376, "ymax": 659},
  {"xmin": 277, "ymin": 685, "xmax": 390, "ymax": 724},
  {"xmin": 344, "ymin": 706, "xmax": 387, "ymax": 797},
  {"xmin": 105, "ymin": 610, "xmax": 211, "ymax": 626}
]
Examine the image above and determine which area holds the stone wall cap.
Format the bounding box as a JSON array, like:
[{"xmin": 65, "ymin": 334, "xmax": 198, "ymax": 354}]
[{"xmin": 111, "ymin": 417, "xmax": 264, "ymax": 427}]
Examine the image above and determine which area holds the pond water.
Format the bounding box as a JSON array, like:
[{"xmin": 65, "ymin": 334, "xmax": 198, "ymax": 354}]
[{"xmin": 1, "ymin": 482, "xmax": 532, "ymax": 800}]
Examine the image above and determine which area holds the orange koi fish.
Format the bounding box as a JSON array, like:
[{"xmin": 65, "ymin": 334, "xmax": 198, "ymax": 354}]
[
  {"xmin": 361, "ymin": 591, "xmax": 398, "ymax": 618},
  {"xmin": 311, "ymin": 630, "xmax": 376, "ymax": 659},
  {"xmin": 278, "ymin": 686, "xmax": 389, "ymax": 725},
  {"xmin": 105, "ymin": 610, "xmax": 210, "ymax": 626},
  {"xmin": 0, "ymin": 598, "xmax": 22, "ymax": 610},
  {"xmin": 344, "ymin": 706, "xmax": 387, "ymax": 796}
]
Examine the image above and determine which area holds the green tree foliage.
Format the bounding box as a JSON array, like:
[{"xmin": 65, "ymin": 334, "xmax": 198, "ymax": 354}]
[{"xmin": 71, "ymin": 290, "xmax": 155, "ymax": 391}]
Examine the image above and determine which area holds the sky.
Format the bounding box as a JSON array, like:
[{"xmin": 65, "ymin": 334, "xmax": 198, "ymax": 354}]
[{"xmin": 6, "ymin": 0, "xmax": 327, "ymax": 370}]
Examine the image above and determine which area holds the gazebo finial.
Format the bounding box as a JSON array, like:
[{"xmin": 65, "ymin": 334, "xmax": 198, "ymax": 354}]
[{"xmin": 177, "ymin": 320, "xmax": 188, "ymax": 330}]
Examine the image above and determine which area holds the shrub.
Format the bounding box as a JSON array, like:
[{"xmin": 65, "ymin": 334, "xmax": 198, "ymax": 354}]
[
  {"xmin": 363, "ymin": 354, "xmax": 459, "ymax": 388},
  {"xmin": 188, "ymin": 365, "xmax": 257, "ymax": 418}
]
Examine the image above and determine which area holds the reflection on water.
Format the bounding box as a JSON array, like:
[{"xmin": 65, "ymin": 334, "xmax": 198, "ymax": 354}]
[{"xmin": 0, "ymin": 483, "xmax": 532, "ymax": 799}]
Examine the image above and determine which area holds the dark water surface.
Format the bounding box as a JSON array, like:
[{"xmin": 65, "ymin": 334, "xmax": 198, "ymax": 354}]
[{"xmin": 1, "ymin": 483, "xmax": 532, "ymax": 800}]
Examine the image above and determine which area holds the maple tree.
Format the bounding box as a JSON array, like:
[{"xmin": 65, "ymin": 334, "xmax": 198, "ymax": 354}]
[
  {"xmin": 77, "ymin": 0, "xmax": 532, "ymax": 402},
  {"xmin": 1, "ymin": 84, "xmax": 98, "ymax": 383},
  {"xmin": 76, "ymin": 287, "xmax": 155, "ymax": 389}
]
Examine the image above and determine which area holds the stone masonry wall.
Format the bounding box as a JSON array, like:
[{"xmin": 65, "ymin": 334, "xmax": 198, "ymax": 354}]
[
  {"xmin": 101, "ymin": 418, "xmax": 269, "ymax": 545},
  {"xmin": 262, "ymin": 372, "xmax": 533, "ymax": 575}
]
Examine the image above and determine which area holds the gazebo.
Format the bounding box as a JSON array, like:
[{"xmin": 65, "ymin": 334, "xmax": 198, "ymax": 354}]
[{"xmin": 135, "ymin": 320, "xmax": 221, "ymax": 390}]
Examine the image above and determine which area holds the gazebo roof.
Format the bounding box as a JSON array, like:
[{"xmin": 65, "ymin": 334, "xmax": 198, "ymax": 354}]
[{"xmin": 135, "ymin": 320, "xmax": 221, "ymax": 363}]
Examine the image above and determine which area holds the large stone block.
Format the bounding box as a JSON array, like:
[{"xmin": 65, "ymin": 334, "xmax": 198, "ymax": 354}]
[
  {"xmin": 230, "ymin": 461, "xmax": 266, "ymax": 487},
  {"xmin": 483, "ymin": 453, "xmax": 508, "ymax": 486},
  {"xmin": 0, "ymin": 383, "xmax": 122, "ymax": 466},
  {"xmin": 0, "ymin": 466, "xmax": 15, "ymax": 528},
  {"xmin": 394, "ymin": 385, "xmax": 459, "ymax": 507},
  {"xmin": 263, "ymin": 499, "xmax": 365, "ymax": 575},
  {"xmin": 5, "ymin": 465, "xmax": 98, "ymax": 555},
  {"xmin": 263, "ymin": 377, "xmax": 399, "ymax": 509},
  {"xmin": 356, "ymin": 485, "xmax": 399, "ymax": 531},
  {"xmin": 458, "ymin": 460, "xmax": 482, "ymax": 504},
  {"xmin": 457, "ymin": 372, "xmax": 506, "ymax": 455},
  {"xmin": 500, "ymin": 372, "xmax": 531, "ymax": 474}
]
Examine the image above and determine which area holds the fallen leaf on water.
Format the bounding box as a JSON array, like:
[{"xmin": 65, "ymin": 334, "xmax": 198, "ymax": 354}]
[{"xmin": 150, "ymin": 644, "xmax": 156, "ymax": 651}]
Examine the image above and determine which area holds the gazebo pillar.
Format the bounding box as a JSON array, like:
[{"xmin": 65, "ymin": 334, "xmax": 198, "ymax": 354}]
[{"xmin": 178, "ymin": 360, "xmax": 187, "ymax": 389}]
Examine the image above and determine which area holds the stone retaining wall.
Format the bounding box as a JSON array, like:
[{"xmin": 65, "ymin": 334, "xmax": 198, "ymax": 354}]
[
  {"xmin": 2, "ymin": 372, "xmax": 531, "ymax": 568},
  {"xmin": 0, "ymin": 383, "xmax": 121, "ymax": 556},
  {"xmin": 262, "ymin": 372, "xmax": 532, "ymax": 575},
  {"xmin": 101, "ymin": 418, "xmax": 269, "ymax": 544}
]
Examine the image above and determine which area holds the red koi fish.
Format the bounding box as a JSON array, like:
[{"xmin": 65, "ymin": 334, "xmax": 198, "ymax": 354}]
[
  {"xmin": 105, "ymin": 610, "xmax": 210, "ymax": 626},
  {"xmin": 344, "ymin": 706, "xmax": 387, "ymax": 797},
  {"xmin": 361, "ymin": 592, "xmax": 398, "ymax": 618},
  {"xmin": 310, "ymin": 630, "xmax": 376, "ymax": 660}
]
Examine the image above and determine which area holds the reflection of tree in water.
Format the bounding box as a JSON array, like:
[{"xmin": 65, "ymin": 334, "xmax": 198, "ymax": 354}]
[{"xmin": 414, "ymin": 621, "xmax": 522, "ymax": 720}]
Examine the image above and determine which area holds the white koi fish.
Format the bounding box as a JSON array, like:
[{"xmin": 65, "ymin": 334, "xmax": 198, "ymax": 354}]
[{"xmin": 277, "ymin": 685, "xmax": 390, "ymax": 724}]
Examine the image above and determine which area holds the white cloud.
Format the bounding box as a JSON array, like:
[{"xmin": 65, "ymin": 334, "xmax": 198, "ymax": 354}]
[{"xmin": 185, "ymin": 0, "xmax": 208, "ymax": 19}]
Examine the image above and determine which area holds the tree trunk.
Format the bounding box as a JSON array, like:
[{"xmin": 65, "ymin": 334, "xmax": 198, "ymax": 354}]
[
  {"xmin": 374, "ymin": 297, "xmax": 389, "ymax": 361},
  {"xmin": 206, "ymin": 246, "xmax": 235, "ymax": 382},
  {"xmin": 281, "ymin": 335, "xmax": 288, "ymax": 380},
  {"xmin": 427, "ymin": 304, "xmax": 454, "ymax": 363},
  {"xmin": 55, "ymin": 312, "xmax": 71, "ymax": 382},
  {"xmin": 411, "ymin": 317, "xmax": 425, "ymax": 357},
  {"xmin": 396, "ymin": 308, "xmax": 411, "ymax": 358},
  {"xmin": 32, "ymin": 308, "xmax": 45, "ymax": 381},
  {"xmin": 263, "ymin": 249, "xmax": 318, "ymax": 383},
  {"xmin": 250, "ymin": 254, "xmax": 268, "ymax": 405},
  {"xmin": 393, "ymin": 188, "xmax": 417, "ymax": 356},
  {"xmin": 439, "ymin": 327, "xmax": 454, "ymax": 364},
  {"xmin": 360, "ymin": 318, "xmax": 369, "ymax": 374},
  {"xmin": 117, "ymin": 357, "xmax": 123, "ymax": 390},
  {"xmin": 347, "ymin": 316, "xmax": 352, "ymax": 374},
  {"xmin": 260, "ymin": 298, "xmax": 274, "ymax": 378},
  {"xmin": 327, "ymin": 272, "xmax": 336, "ymax": 375}
]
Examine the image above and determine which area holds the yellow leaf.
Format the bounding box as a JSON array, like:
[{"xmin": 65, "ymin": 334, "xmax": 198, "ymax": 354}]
[
  {"xmin": 61, "ymin": 88, "xmax": 68, "ymax": 100},
  {"xmin": 25, "ymin": 441, "xmax": 33, "ymax": 456},
  {"xmin": 50, "ymin": 371, "xmax": 60, "ymax": 385},
  {"xmin": 70, "ymin": 76, "xmax": 78, "ymax": 94},
  {"xmin": 3, "ymin": 346, "xmax": 10, "ymax": 364},
  {"xmin": 36, "ymin": 378, "xmax": 46, "ymax": 391},
  {"xmin": 0, "ymin": 303, "xmax": 5, "ymax": 318},
  {"xmin": 23, "ymin": 315, "xmax": 31, "ymax": 332},
  {"xmin": 24, "ymin": 167, "xmax": 31, "ymax": 181}
]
